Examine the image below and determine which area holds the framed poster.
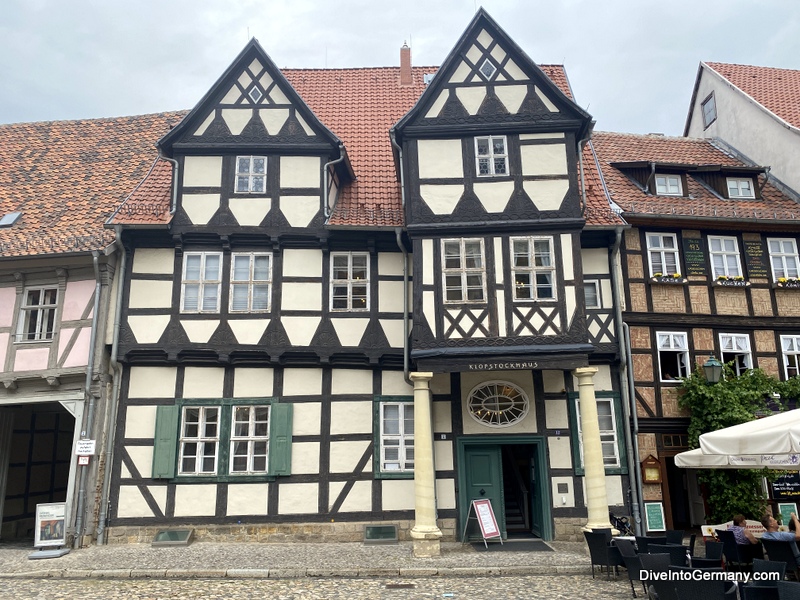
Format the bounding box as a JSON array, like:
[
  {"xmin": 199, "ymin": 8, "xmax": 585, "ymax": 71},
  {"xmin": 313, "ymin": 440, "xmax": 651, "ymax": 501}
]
[
  {"xmin": 778, "ymin": 503, "xmax": 798, "ymax": 527},
  {"xmin": 34, "ymin": 502, "xmax": 66, "ymax": 548},
  {"xmin": 644, "ymin": 502, "xmax": 666, "ymax": 532}
]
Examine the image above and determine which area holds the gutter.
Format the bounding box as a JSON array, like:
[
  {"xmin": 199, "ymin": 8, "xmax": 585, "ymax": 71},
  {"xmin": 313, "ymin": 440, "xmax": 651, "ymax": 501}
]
[
  {"xmin": 96, "ymin": 227, "xmax": 127, "ymax": 544},
  {"xmin": 73, "ymin": 250, "xmax": 102, "ymax": 548},
  {"xmin": 323, "ymin": 144, "xmax": 346, "ymax": 220}
]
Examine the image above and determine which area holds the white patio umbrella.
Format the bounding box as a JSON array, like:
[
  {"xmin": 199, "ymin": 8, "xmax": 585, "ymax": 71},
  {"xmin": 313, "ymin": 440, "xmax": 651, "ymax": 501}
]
[{"xmin": 675, "ymin": 409, "xmax": 800, "ymax": 469}]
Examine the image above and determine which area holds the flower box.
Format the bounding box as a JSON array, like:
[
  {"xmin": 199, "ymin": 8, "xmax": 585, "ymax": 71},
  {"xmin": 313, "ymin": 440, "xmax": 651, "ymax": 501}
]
[
  {"xmin": 713, "ymin": 278, "xmax": 750, "ymax": 288},
  {"xmin": 775, "ymin": 279, "xmax": 800, "ymax": 289}
]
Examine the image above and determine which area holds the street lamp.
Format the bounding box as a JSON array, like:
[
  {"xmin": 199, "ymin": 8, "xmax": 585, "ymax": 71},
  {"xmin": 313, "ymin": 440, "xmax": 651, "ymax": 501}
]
[{"xmin": 703, "ymin": 355, "xmax": 723, "ymax": 384}]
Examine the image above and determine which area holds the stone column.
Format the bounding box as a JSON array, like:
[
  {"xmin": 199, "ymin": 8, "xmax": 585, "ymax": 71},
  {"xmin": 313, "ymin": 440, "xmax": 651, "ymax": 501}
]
[
  {"xmin": 574, "ymin": 367, "xmax": 616, "ymax": 533},
  {"xmin": 409, "ymin": 371, "xmax": 442, "ymax": 557}
]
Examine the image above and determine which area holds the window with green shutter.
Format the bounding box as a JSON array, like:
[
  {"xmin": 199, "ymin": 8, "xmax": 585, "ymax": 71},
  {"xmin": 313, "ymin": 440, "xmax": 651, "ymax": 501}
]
[{"xmin": 150, "ymin": 399, "xmax": 292, "ymax": 481}]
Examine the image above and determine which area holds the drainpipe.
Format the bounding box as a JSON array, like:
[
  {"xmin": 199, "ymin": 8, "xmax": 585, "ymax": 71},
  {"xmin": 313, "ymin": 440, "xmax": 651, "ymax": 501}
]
[
  {"xmin": 323, "ymin": 144, "xmax": 346, "ymax": 219},
  {"xmin": 157, "ymin": 149, "xmax": 179, "ymax": 215},
  {"xmin": 644, "ymin": 162, "xmax": 656, "ymax": 195},
  {"xmin": 73, "ymin": 250, "xmax": 102, "ymax": 548},
  {"xmin": 390, "ymin": 131, "xmax": 412, "ymax": 386},
  {"xmin": 96, "ymin": 226, "xmax": 127, "ymax": 544},
  {"xmin": 611, "ymin": 227, "xmax": 644, "ymax": 535}
]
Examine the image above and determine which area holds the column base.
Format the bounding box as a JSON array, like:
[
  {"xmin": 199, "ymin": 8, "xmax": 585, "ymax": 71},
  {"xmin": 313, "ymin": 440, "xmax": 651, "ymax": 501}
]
[
  {"xmin": 411, "ymin": 526, "xmax": 442, "ymax": 557},
  {"xmin": 582, "ymin": 524, "xmax": 620, "ymax": 535}
]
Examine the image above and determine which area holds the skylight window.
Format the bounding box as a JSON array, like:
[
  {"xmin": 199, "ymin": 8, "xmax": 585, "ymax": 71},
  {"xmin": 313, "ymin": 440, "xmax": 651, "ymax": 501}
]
[
  {"xmin": 479, "ymin": 59, "xmax": 497, "ymax": 80},
  {"xmin": 0, "ymin": 212, "xmax": 21, "ymax": 227}
]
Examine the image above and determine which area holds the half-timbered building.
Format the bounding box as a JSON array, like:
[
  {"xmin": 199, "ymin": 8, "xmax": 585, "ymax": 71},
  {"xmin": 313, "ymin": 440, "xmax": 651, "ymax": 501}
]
[{"xmin": 591, "ymin": 131, "xmax": 800, "ymax": 530}]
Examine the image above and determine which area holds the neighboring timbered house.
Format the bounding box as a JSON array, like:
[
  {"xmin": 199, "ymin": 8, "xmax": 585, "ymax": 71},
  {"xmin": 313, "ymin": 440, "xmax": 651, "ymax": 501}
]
[
  {"xmin": 0, "ymin": 113, "xmax": 179, "ymax": 544},
  {"xmin": 101, "ymin": 9, "xmax": 629, "ymax": 547},
  {"xmin": 591, "ymin": 131, "xmax": 800, "ymax": 530}
]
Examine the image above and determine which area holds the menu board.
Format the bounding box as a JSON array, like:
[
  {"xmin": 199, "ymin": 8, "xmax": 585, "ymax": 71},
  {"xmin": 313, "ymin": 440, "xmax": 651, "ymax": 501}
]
[
  {"xmin": 772, "ymin": 473, "xmax": 800, "ymax": 500},
  {"xmin": 472, "ymin": 499, "xmax": 501, "ymax": 539},
  {"xmin": 645, "ymin": 502, "xmax": 666, "ymax": 532},
  {"xmin": 744, "ymin": 239, "xmax": 770, "ymax": 279},
  {"xmin": 779, "ymin": 503, "xmax": 798, "ymax": 527},
  {"xmin": 682, "ymin": 238, "xmax": 707, "ymax": 276}
]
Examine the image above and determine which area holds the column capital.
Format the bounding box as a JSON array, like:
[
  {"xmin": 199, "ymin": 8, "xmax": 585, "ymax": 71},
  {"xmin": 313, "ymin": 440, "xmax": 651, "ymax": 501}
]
[
  {"xmin": 410, "ymin": 372, "xmax": 433, "ymax": 384},
  {"xmin": 572, "ymin": 366, "xmax": 598, "ymax": 382}
]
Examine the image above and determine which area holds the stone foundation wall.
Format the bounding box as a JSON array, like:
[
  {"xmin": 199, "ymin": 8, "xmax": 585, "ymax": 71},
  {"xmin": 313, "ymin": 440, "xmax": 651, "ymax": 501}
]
[
  {"xmin": 553, "ymin": 517, "xmax": 587, "ymax": 542},
  {"xmin": 106, "ymin": 518, "xmax": 458, "ymax": 545}
]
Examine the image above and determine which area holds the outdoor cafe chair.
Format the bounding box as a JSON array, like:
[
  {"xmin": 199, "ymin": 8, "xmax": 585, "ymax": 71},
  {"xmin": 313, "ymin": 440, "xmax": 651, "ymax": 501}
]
[
  {"xmin": 717, "ymin": 529, "xmax": 753, "ymax": 571},
  {"xmin": 673, "ymin": 578, "xmax": 737, "ymax": 600},
  {"xmin": 665, "ymin": 529, "xmax": 685, "ymax": 545},
  {"xmin": 584, "ymin": 530, "xmax": 624, "ymax": 579},
  {"xmin": 637, "ymin": 535, "xmax": 668, "ymax": 553},
  {"xmin": 705, "ymin": 541, "xmax": 724, "ymax": 560},
  {"xmin": 761, "ymin": 539, "xmax": 800, "ymax": 581},
  {"xmin": 751, "ymin": 558, "xmax": 786, "ymax": 586},
  {"xmin": 649, "ymin": 543, "xmax": 688, "ymax": 567},
  {"xmin": 777, "ymin": 580, "xmax": 800, "ymax": 600},
  {"xmin": 617, "ymin": 540, "xmax": 646, "ymax": 598},
  {"xmin": 743, "ymin": 586, "xmax": 780, "ymax": 600},
  {"xmin": 691, "ymin": 556, "xmax": 724, "ymax": 569}
]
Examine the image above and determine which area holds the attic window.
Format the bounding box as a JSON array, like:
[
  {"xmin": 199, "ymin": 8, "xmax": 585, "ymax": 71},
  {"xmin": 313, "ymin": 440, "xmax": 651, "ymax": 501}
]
[
  {"xmin": 479, "ymin": 59, "xmax": 497, "ymax": 80},
  {"xmin": 0, "ymin": 212, "xmax": 21, "ymax": 227},
  {"xmin": 248, "ymin": 87, "xmax": 263, "ymax": 104},
  {"xmin": 727, "ymin": 177, "xmax": 755, "ymax": 199},
  {"xmin": 701, "ymin": 93, "xmax": 717, "ymax": 129},
  {"xmin": 655, "ymin": 174, "xmax": 682, "ymax": 196}
]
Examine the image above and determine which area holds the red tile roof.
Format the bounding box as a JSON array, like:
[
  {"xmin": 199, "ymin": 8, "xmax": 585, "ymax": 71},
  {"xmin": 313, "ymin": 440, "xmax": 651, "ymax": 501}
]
[
  {"xmin": 0, "ymin": 112, "xmax": 183, "ymax": 257},
  {"xmin": 591, "ymin": 131, "xmax": 800, "ymax": 225},
  {"xmin": 705, "ymin": 62, "xmax": 800, "ymax": 129},
  {"xmin": 582, "ymin": 141, "xmax": 625, "ymax": 227}
]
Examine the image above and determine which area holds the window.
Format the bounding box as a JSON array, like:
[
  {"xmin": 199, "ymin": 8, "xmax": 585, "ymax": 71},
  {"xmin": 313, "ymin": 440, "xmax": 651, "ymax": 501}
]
[
  {"xmin": 475, "ymin": 136, "xmax": 508, "ymax": 177},
  {"xmin": 230, "ymin": 253, "xmax": 271, "ymax": 312},
  {"xmin": 467, "ymin": 381, "xmax": 530, "ymax": 428},
  {"xmin": 720, "ymin": 333, "xmax": 752, "ymax": 375},
  {"xmin": 479, "ymin": 59, "xmax": 497, "ymax": 80},
  {"xmin": 781, "ymin": 335, "xmax": 800, "ymax": 379},
  {"xmin": 727, "ymin": 177, "xmax": 755, "ymax": 199},
  {"xmin": 152, "ymin": 400, "xmax": 292, "ymax": 479},
  {"xmin": 235, "ymin": 156, "xmax": 266, "ymax": 193},
  {"xmin": 568, "ymin": 391, "xmax": 626, "ymax": 474},
  {"xmin": 701, "ymin": 93, "xmax": 717, "ymax": 128},
  {"xmin": 330, "ymin": 252, "xmax": 369, "ymax": 311},
  {"xmin": 768, "ymin": 238, "xmax": 800, "ymax": 281},
  {"xmin": 655, "ymin": 174, "xmax": 682, "ymax": 196},
  {"xmin": 17, "ymin": 287, "xmax": 58, "ymax": 341},
  {"xmin": 181, "ymin": 252, "xmax": 222, "ymax": 313},
  {"xmin": 646, "ymin": 233, "xmax": 681, "ymax": 276},
  {"xmin": 511, "ymin": 237, "xmax": 555, "ymax": 301},
  {"xmin": 376, "ymin": 400, "xmax": 414, "ymax": 475},
  {"xmin": 443, "ymin": 239, "xmax": 486, "ymax": 303},
  {"xmin": 657, "ymin": 332, "xmax": 690, "ymax": 381},
  {"xmin": 584, "ymin": 280, "xmax": 601, "ymax": 309},
  {"xmin": 708, "ymin": 236, "xmax": 742, "ymax": 278}
]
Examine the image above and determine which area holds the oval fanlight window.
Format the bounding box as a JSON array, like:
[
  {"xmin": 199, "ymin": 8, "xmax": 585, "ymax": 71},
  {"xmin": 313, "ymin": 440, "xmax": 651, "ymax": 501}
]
[{"xmin": 467, "ymin": 381, "xmax": 529, "ymax": 428}]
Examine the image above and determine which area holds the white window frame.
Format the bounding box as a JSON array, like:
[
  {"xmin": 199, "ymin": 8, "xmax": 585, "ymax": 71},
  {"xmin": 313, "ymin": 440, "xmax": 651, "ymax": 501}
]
[
  {"xmin": 510, "ymin": 236, "xmax": 556, "ymax": 301},
  {"xmin": 655, "ymin": 174, "xmax": 683, "ymax": 196},
  {"xmin": 230, "ymin": 253, "xmax": 271, "ymax": 313},
  {"xmin": 234, "ymin": 155, "xmax": 267, "ymax": 193},
  {"xmin": 768, "ymin": 238, "xmax": 800, "ymax": 281},
  {"xmin": 229, "ymin": 405, "xmax": 270, "ymax": 474},
  {"xmin": 646, "ymin": 233, "xmax": 681, "ymax": 277},
  {"xmin": 720, "ymin": 333, "xmax": 752, "ymax": 376},
  {"xmin": 657, "ymin": 332, "xmax": 690, "ymax": 382},
  {"xmin": 584, "ymin": 280, "xmax": 601, "ymax": 309},
  {"xmin": 17, "ymin": 286, "xmax": 58, "ymax": 342},
  {"xmin": 442, "ymin": 238, "xmax": 486, "ymax": 304},
  {"xmin": 330, "ymin": 252, "xmax": 370, "ymax": 311},
  {"xmin": 781, "ymin": 335, "xmax": 800, "ymax": 379},
  {"xmin": 727, "ymin": 177, "xmax": 755, "ymax": 199},
  {"xmin": 575, "ymin": 396, "xmax": 620, "ymax": 468},
  {"xmin": 701, "ymin": 93, "xmax": 717, "ymax": 129},
  {"xmin": 181, "ymin": 252, "xmax": 223, "ymax": 313},
  {"xmin": 178, "ymin": 406, "xmax": 220, "ymax": 475},
  {"xmin": 474, "ymin": 136, "xmax": 508, "ymax": 177},
  {"xmin": 379, "ymin": 402, "xmax": 414, "ymax": 473},
  {"xmin": 708, "ymin": 236, "xmax": 742, "ymax": 278}
]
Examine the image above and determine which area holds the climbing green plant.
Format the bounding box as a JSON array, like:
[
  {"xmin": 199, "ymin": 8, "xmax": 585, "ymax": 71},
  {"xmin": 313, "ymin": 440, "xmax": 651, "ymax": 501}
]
[{"xmin": 678, "ymin": 366, "xmax": 796, "ymax": 523}]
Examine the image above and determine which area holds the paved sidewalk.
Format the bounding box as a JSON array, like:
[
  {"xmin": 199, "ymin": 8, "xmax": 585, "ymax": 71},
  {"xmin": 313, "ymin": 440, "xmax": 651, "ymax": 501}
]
[{"xmin": 0, "ymin": 539, "xmax": 594, "ymax": 580}]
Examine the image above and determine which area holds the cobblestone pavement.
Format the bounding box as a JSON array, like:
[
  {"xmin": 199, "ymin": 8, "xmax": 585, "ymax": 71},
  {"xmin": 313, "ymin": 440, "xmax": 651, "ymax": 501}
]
[{"xmin": 1, "ymin": 574, "xmax": 632, "ymax": 599}]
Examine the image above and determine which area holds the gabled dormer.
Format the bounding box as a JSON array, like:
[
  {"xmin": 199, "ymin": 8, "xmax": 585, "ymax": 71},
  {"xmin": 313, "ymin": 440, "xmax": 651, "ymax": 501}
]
[{"xmin": 394, "ymin": 9, "xmax": 593, "ymax": 229}]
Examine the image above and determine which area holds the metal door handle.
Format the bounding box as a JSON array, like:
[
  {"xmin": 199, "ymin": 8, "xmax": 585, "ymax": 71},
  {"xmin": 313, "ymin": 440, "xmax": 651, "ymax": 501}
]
[{"xmin": 479, "ymin": 488, "xmax": 485, "ymax": 496}]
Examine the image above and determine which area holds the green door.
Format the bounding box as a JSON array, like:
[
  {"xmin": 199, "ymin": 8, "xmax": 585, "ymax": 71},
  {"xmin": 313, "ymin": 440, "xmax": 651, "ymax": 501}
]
[{"xmin": 463, "ymin": 445, "xmax": 504, "ymax": 540}]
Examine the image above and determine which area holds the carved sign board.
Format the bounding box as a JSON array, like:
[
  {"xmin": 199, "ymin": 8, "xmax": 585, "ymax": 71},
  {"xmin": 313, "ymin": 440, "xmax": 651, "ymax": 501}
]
[
  {"xmin": 419, "ymin": 353, "xmax": 589, "ymax": 373},
  {"xmin": 682, "ymin": 238, "xmax": 707, "ymax": 277},
  {"xmin": 744, "ymin": 240, "xmax": 770, "ymax": 279}
]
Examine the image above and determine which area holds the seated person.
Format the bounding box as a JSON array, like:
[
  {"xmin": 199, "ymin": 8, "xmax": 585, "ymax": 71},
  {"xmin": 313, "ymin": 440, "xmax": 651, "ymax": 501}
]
[
  {"xmin": 761, "ymin": 512, "xmax": 800, "ymax": 559},
  {"xmin": 729, "ymin": 514, "xmax": 758, "ymax": 544}
]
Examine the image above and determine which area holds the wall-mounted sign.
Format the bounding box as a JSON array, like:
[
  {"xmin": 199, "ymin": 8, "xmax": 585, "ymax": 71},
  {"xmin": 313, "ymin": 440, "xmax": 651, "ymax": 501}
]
[
  {"xmin": 682, "ymin": 238, "xmax": 707, "ymax": 277},
  {"xmin": 75, "ymin": 439, "xmax": 96, "ymax": 456},
  {"xmin": 743, "ymin": 240, "xmax": 770, "ymax": 279},
  {"xmin": 772, "ymin": 473, "xmax": 800, "ymax": 500},
  {"xmin": 644, "ymin": 501, "xmax": 666, "ymax": 532},
  {"xmin": 34, "ymin": 502, "xmax": 66, "ymax": 548},
  {"xmin": 641, "ymin": 455, "xmax": 662, "ymax": 484}
]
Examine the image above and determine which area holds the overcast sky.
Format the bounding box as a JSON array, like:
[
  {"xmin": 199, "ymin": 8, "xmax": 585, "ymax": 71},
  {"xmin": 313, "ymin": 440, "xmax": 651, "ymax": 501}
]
[{"xmin": 2, "ymin": 0, "xmax": 798, "ymax": 136}]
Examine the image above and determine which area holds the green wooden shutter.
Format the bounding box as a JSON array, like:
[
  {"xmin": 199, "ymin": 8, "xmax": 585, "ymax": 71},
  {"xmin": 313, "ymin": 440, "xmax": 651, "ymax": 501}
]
[
  {"xmin": 268, "ymin": 403, "xmax": 293, "ymax": 476},
  {"xmin": 152, "ymin": 405, "xmax": 179, "ymax": 479}
]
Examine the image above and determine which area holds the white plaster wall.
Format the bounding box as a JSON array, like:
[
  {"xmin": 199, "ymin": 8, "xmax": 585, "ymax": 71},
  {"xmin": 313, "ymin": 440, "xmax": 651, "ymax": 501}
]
[
  {"xmin": 379, "ymin": 280, "xmax": 405, "ymax": 313},
  {"xmin": 381, "ymin": 479, "xmax": 415, "ymax": 511},
  {"xmin": 183, "ymin": 367, "xmax": 225, "ymax": 398},
  {"xmin": 542, "ymin": 370, "xmax": 565, "ymax": 393},
  {"xmin": 128, "ymin": 280, "xmax": 172, "ymax": 309},
  {"xmin": 419, "ymin": 185, "xmax": 464, "ymax": 214},
  {"xmin": 282, "ymin": 282, "xmax": 322, "ymax": 311},
  {"xmin": 436, "ymin": 479, "xmax": 457, "ymax": 510},
  {"xmin": 522, "ymin": 180, "xmax": 569, "ymax": 211},
  {"xmin": 381, "ymin": 371, "xmax": 413, "ymax": 395},
  {"xmin": 280, "ymin": 156, "xmax": 320, "ymax": 189},
  {"xmin": 432, "ymin": 401, "xmax": 452, "ymax": 433},
  {"xmin": 283, "ymin": 249, "xmax": 322, "ymax": 278},
  {"xmin": 227, "ymin": 483, "xmax": 268, "ymax": 515},
  {"xmin": 282, "ymin": 316, "xmax": 320, "ymax": 346},
  {"xmin": 117, "ymin": 485, "xmax": 166, "ymax": 518},
  {"xmin": 127, "ymin": 315, "xmax": 170, "ymax": 344},
  {"xmin": 229, "ymin": 198, "xmax": 271, "ymax": 226},
  {"xmin": 183, "ymin": 156, "xmax": 223, "ymax": 187},
  {"xmin": 582, "ymin": 248, "xmax": 610, "ymax": 275},
  {"xmin": 422, "ymin": 239, "xmax": 434, "ymax": 285},
  {"xmin": 233, "ymin": 367, "xmax": 274, "ymax": 397},
  {"xmin": 279, "ymin": 483, "xmax": 318, "ymax": 514},
  {"xmin": 182, "ymin": 193, "xmax": 220, "ymax": 225},
  {"xmin": 221, "ymin": 109, "xmax": 252, "ymax": 135},
  {"xmin": 292, "ymin": 402, "xmax": 321, "ymax": 436},
  {"xmin": 180, "ymin": 320, "xmax": 219, "ymax": 343},
  {"xmin": 128, "ymin": 366, "xmax": 177, "ymax": 398},
  {"xmin": 330, "ymin": 480, "xmax": 371, "ymax": 512},
  {"xmin": 560, "ymin": 234, "xmax": 574, "ymax": 280},
  {"xmin": 330, "ymin": 319, "xmax": 369, "ymax": 347},
  {"xmin": 291, "ymin": 441, "xmax": 320, "ymax": 474},
  {"xmin": 331, "ymin": 369, "xmax": 372, "ymax": 395},
  {"xmin": 125, "ymin": 406, "xmax": 157, "ymax": 438},
  {"xmin": 520, "ymin": 144, "xmax": 567, "ymax": 176},
  {"xmin": 455, "ymin": 87, "xmax": 486, "ymax": 115},
  {"xmin": 280, "ymin": 196, "xmax": 319, "ymax": 228},
  {"xmin": 460, "ymin": 371, "xmax": 537, "ymax": 435},
  {"xmin": 687, "ymin": 69, "xmax": 800, "ymax": 193},
  {"xmin": 329, "ymin": 401, "xmax": 372, "ymax": 435},
  {"xmin": 545, "ymin": 398, "xmax": 569, "ymax": 429},
  {"xmin": 434, "ymin": 440, "xmax": 454, "ymax": 470},
  {"xmin": 283, "ymin": 368, "xmax": 322, "ymax": 396},
  {"xmin": 174, "ymin": 484, "xmax": 217, "ymax": 517},
  {"xmin": 124, "ymin": 446, "xmax": 154, "ymax": 479},
  {"xmin": 229, "ymin": 319, "xmax": 270, "ymax": 345},
  {"xmin": 380, "ymin": 319, "xmax": 406, "ymax": 348},
  {"xmin": 430, "ymin": 374, "xmax": 451, "ymax": 395},
  {"xmin": 329, "ymin": 440, "xmax": 370, "ymax": 473},
  {"xmin": 551, "ymin": 476, "xmax": 575, "ymax": 508},
  {"xmin": 473, "ymin": 181, "xmax": 514, "ymax": 212},
  {"xmin": 570, "ymin": 364, "xmax": 613, "ymax": 392},
  {"xmin": 132, "ymin": 248, "xmax": 175, "ymax": 274},
  {"xmin": 378, "ymin": 252, "xmax": 404, "ymax": 276},
  {"xmin": 417, "ymin": 139, "xmax": 463, "ymax": 179},
  {"xmin": 547, "ymin": 436, "xmax": 573, "ymax": 469}
]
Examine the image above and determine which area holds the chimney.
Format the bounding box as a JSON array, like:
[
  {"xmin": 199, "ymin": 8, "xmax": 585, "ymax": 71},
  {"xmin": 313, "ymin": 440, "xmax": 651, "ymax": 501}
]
[{"xmin": 400, "ymin": 42, "xmax": 412, "ymax": 86}]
